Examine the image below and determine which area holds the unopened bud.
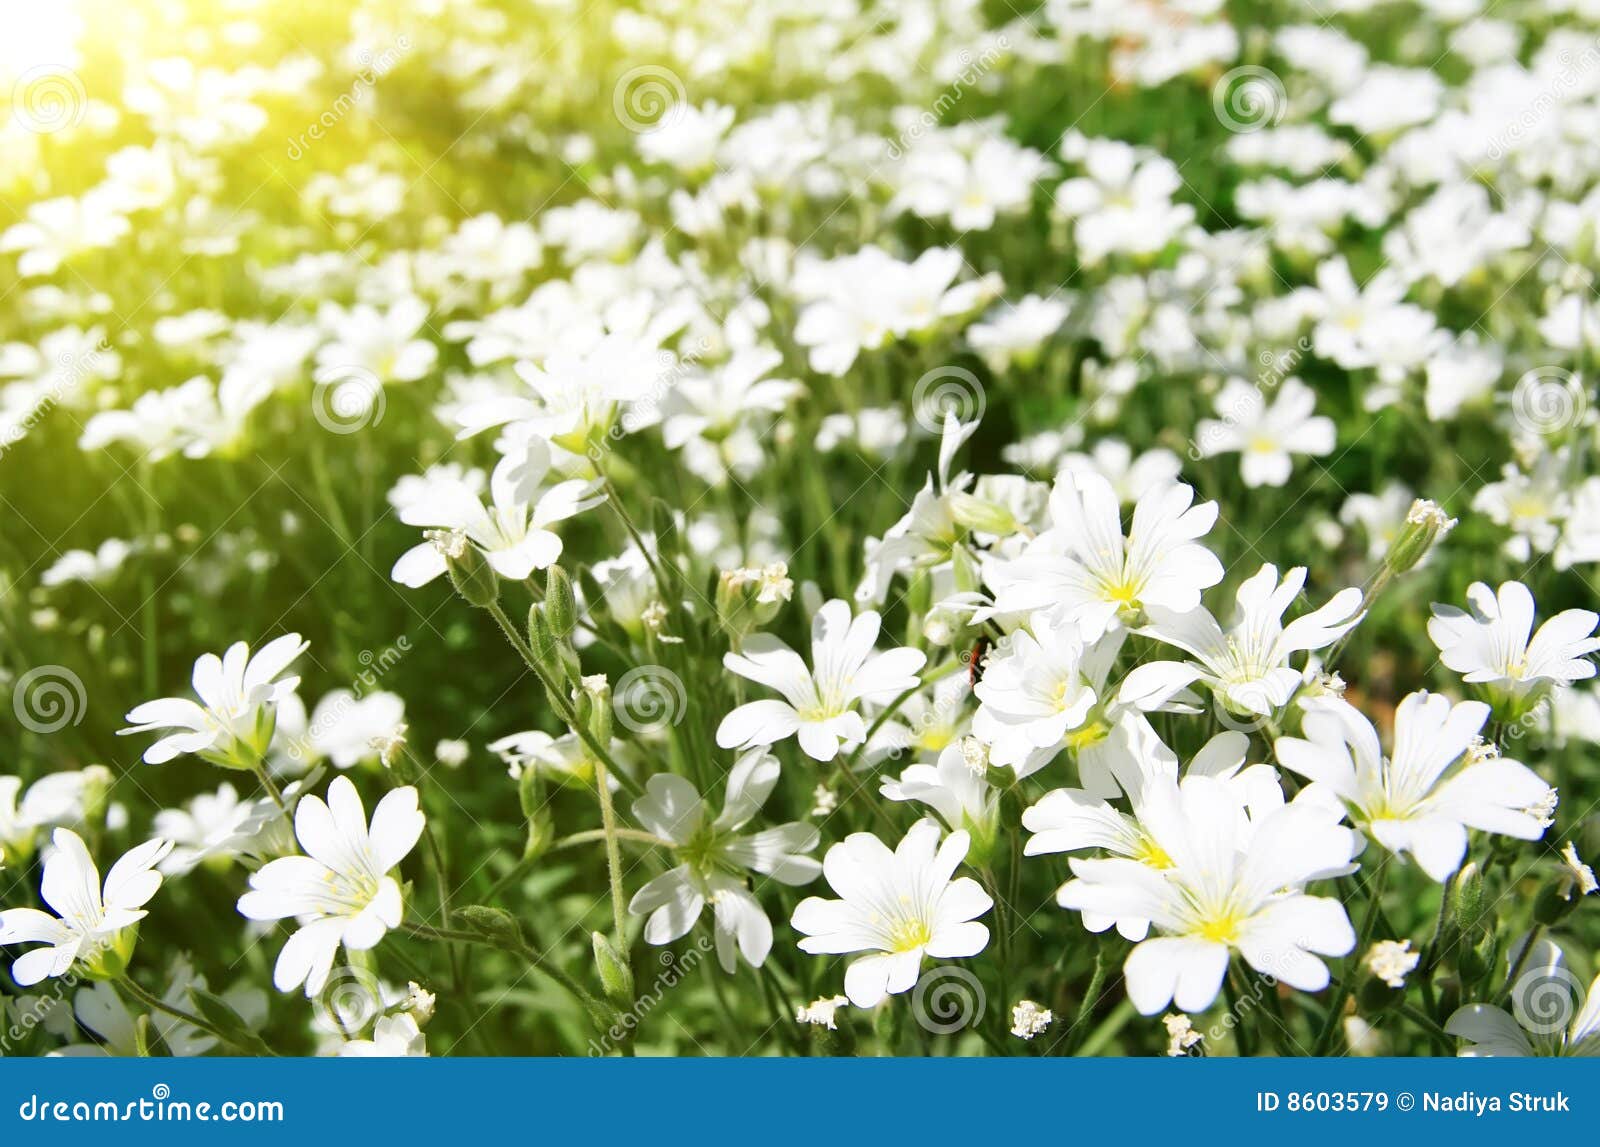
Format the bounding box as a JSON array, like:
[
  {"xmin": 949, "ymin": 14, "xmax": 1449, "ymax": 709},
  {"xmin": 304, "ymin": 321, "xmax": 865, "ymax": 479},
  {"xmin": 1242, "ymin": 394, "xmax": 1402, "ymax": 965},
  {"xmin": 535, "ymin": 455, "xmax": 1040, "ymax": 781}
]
[
  {"xmin": 435, "ymin": 532, "xmax": 498, "ymax": 607},
  {"xmin": 948, "ymin": 491, "xmax": 1018, "ymax": 536},
  {"xmin": 591, "ymin": 931, "xmax": 634, "ymax": 1008},
  {"xmin": 1534, "ymin": 881, "xmax": 1579, "ymax": 925},
  {"xmin": 1384, "ymin": 499, "xmax": 1456, "ymax": 574},
  {"xmin": 1451, "ymin": 861, "xmax": 1484, "ymax": 933},
  {"xmin": 546, "ymin": 565, "xmax": 576, "ymax": 639},
  {"xmin": 528, "ymin": 603, "xmax": 558, "ymax": 665},
  {"xmin": 455, "ymin": 905, "xmax": 523, "ymax": 949}
]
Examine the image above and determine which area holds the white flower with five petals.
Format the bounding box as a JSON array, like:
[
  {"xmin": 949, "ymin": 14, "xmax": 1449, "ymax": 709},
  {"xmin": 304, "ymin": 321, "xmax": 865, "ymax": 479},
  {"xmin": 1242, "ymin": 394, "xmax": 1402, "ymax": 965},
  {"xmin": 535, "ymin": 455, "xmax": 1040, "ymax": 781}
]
[
  {"xmin": 791, "ymin": 822, "xmax": 992, "ymax": 1007},
  {"xmin": 628, "ymin": 749, "xmax": 821, "ymax": 972},
  {"xmin": 1428, "ymin": 580, "xmax": 1599, "ymax": 705},
  {"xmin": 119, "ymin": 634, "xmax": 308, "ymax": 766},
  {"xmin": 236, "ymin": 776, "xmax": 424, "ymax": 996},
  {"xmin": 984, "ymin": 473, "xmax": 1222, "ymax": 640},
  {"xmin": 0, "ymin": 829, "xmax": 172, "ymax": 986},
  {"xmin": 391, "ymin": 438, "xmax": 605, "ymax": 588},
  {"xmin": 717, "ymin": 599, "xmax": 926, "ymax": 762},
  {"xmin": 1275, "ymin": 691, "xmax": 1555, "ymax": 882}
]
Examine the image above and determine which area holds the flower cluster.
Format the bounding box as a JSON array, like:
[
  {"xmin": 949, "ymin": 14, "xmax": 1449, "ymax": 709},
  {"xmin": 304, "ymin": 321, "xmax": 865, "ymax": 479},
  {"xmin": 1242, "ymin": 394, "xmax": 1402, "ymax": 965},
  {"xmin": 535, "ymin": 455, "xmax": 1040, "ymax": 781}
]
[{"xmin": 2, "ymin": 0, "xmax": 1599, "ymax": 1060}]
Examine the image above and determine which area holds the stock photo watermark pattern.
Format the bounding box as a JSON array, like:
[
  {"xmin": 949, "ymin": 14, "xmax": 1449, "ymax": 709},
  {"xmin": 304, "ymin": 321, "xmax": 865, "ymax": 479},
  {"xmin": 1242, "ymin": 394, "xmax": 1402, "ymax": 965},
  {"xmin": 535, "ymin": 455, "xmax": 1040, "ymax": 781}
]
[{"xmin": 1, "ymin": 0, "xmax": 1600, "ymax": 1123}]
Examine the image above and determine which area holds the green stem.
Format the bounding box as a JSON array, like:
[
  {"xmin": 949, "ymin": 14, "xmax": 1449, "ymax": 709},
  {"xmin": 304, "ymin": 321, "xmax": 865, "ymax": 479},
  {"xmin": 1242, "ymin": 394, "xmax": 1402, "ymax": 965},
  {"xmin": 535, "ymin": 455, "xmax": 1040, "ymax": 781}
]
[
  {"xmin": 400, "ymin": 921, "xmax": 603, "ymax": 1015},
  {"xmin": 553, "ymin": 828, "xmax": 670, "ymax": 851},
  {"xmin": 117, "ymin": 976, "xmax": 275, "ymax": 1057},
  {"xmin": 591, "ymin": 751, "xmax": 632, "ymax": 950},
  {"xmin": 1315, "ymin": 862, "xmax": 1389, "ymax": 1054},
  {"xmin": 1074, "ymin": 998, "xmax": 1135, "ymax": 1057},
  {"xmin": 1501, "ymin": 923, "xmax": 1545, "ymax": 999}
]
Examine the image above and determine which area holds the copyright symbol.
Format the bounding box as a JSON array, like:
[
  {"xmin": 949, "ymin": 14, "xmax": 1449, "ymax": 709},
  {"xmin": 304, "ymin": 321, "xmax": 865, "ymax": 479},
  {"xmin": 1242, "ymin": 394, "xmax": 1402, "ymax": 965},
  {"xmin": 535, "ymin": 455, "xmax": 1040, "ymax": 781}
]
[{"xmin": 1396, "ymin": 1092, "xmax": 1414, "ymax": 1111}]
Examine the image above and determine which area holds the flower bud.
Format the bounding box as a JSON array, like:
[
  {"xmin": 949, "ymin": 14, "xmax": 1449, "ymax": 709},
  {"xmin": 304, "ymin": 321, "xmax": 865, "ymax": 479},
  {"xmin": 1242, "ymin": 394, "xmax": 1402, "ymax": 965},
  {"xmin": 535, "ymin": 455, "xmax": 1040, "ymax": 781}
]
[
  {"xmin": 546, "ymin": 565, "xmax": 576, "ymax": 639},
  {"xmin": 1457, "ymin": 929, "xmax": 1494, "ymax": 984},
  {"xmin": 528, "ymin": 603, "xmax": 558, "ymax": 666},
  {"xmin": 1534, "ymin": 881, "xmax": 1579, "ymax": 926},
  {"xmin": 1383, "ymin": 499, "xmax": 1456, "ymax": 574},
  {"xmin": 590, "ymin": 931, "xmax": 635, "ymax": 1009},
  {"xmin": 432, "ymin": 530, "xmax": 498, "ymax": 608},
  {"xmin": 455, "ymin": 904, "xmax": 524, "ymax": 949},
  {"xmin": 579, "ymin": 674, "xmax": 613, "ymax": 746},
  {"xmin": 1450, "ymin": 861, "xmax": 1484, "ymax": 935},
  {"xmin": 948, "ymin": 491, "xmax": 1018, "ymax": 537}
]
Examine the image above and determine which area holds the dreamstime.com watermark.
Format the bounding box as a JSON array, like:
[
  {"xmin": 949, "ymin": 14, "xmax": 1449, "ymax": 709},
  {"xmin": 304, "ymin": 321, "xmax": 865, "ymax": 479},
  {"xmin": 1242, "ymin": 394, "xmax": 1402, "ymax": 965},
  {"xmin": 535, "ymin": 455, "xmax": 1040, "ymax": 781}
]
[
  {"xmin": 288, "ymin": 636, "xmax": 411, "ymax": 762},
  {"xmin": 586, "ymin": 935, "xmax": 713, "ymax": 1055},
  {"xmin": 286, "ymin": 36, "xmax": 412, "ymax": 160},
  {"xmin": 885, "ymin": 36, "xmax": 1010, "ymax": 160},
  {"xmin": 0, "ymin": 336, "xmax": 114, "ymax": 458},
  {"xmin": 14, "ymin": 1085, "xmax": 283, "ymax": 1123}
]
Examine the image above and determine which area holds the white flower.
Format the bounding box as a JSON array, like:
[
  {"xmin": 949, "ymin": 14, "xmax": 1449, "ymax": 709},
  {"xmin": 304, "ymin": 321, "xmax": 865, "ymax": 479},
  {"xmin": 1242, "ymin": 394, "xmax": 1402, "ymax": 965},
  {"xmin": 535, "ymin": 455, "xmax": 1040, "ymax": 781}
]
[
  {"xmin": 1447, "ymin": 940, "xmax": 1600, "ymax": 1057},
  {"xmin": 637, "ymin": 101, "xmax": 735, "ymax": 171},
  {"xmin": 1058, "ymin": 776, "xmax": 1359, "ymax": 1014},
  {"xmin": 984, "ymin": 473, "xmax": 1222, "ymax": 640},
  {"xmin": 717, "ymin": 599, "xmax": 926, "ymax": 762},
  {"xmin": 153, "ymin": 783, "xmax": 275, "ymax": 875},
  {"xmin": 119, "ymin": 633, "xmax": 308, "ymax": 766},
  {"xmin": 1275, "ymin": 692, "xmax": 1556, "ymax": 881},
  {"xmin": 971, "ymin": 611, "xmax": 1098, "ymax": 776},
  {"xmin": 392, "ymin": 439, "xmax": 604, "ymax": 587},
  {"xmin": 880, "ymin": 740, "xmax": 999, "ymax": 846},
  {"xmin": 1124, "ymin": 564, "xmax": 1364, "ymax": 718},
  {"xmin": 627, "ymin": 750, "xmax": 821, "ymax": 973},
  {"xmin": 1057, "ymin": 440, "xmax": 1182, "ymax": 506},
  {"xmin": 793, "ymin": 246, "xmax": 995, "ymax": 375},
  {"xmin": 0, "ymin": 777, "xmax": 36, "ymax": 865},
  {"xmin": 1473, "ymin": 454, "xmax": 1569, "ymax": 562},
  {"xmin": 1428, "ymin": 581, "xmax": 1599, "ymax": 704},
  {"xmin": 80, "ymin": 376, "xmax": 262, "ymax": 462},
  {"xmin": 1023, "ymin": 728, "xmax": 1267, "ymax": 941},
  {"xmin": 41, "ymin": 539, "xmax": 136, "ymax": 588},
  {"xmin": 791, "ymin": 822, "xmax": 992, "ymax": 1007},
  {"xmin": 304, "ymin": 690, "xmax": 408, "ymax": 769},
  {"xmin": 1556, "ymin": 477, "xmax": 1600, "ymax": 571},
  {"xmin": 1366, "ymin": 940, "xmax": 1420, "ymax": 988},
  {"xmin": 660, "ymin": 347, "xmax": 802, "ymax": 483},
  {"xmin": 455, "ymin": 295, "xmax": 687, "ymax": 449},
  {"xmin": 967, "ymin": 294, "xmax": 1069, "ymax": 369},
  {"xmin": 815, "ymin": 407, "xmax": 908, "ymax": 456},
  {"xmin": 891, "ymin": 130, "xmax": 1050, "ymax": 231},
  {"xmin": 1054, "ymin": 139, "xmax": 1193, "ymax": 264},
  {"xmin": 338, "ymin": 1012, "xmax": 428, "ymax": 1057},
  {"xmin": 1, "ymin": 194, "xmax": 130, "ymax": 278},
  {"xmin": 1195, "ymin": 377, "xmax": 1335, "ymax": 488},
  {"xmin": 0, "ymin": 829, "xmax": 172, "ymax": 986},
  {"xmin": 236, "ymin": 776, "xmax": 424, "ymax": 995},
  {"xmin": 1010, "ymin": 999, "xmax": 1053, "ymax": 1040},
  {"xmin": 316, "ymin": 298, "xmax": 437, "ymax": 385},
  {"xmin": 1328, "ymin": 65, "xmax": 1441, "ymax": 135}
]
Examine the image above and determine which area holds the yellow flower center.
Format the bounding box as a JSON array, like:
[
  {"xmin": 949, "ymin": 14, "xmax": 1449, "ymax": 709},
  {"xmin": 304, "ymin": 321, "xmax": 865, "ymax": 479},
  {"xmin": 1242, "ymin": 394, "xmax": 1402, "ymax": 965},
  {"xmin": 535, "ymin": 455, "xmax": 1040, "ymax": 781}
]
[
  {"xmin": 1132, "ymin": 836, "xmax": 1174, "ymax": 869},
  {"xmin": 887, "ymin": 918, "xmax": 934, "ymax": 952},
  {"xmin": 1197, "ymin": 909, "xmax": 1246, "ymax": 945}
]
